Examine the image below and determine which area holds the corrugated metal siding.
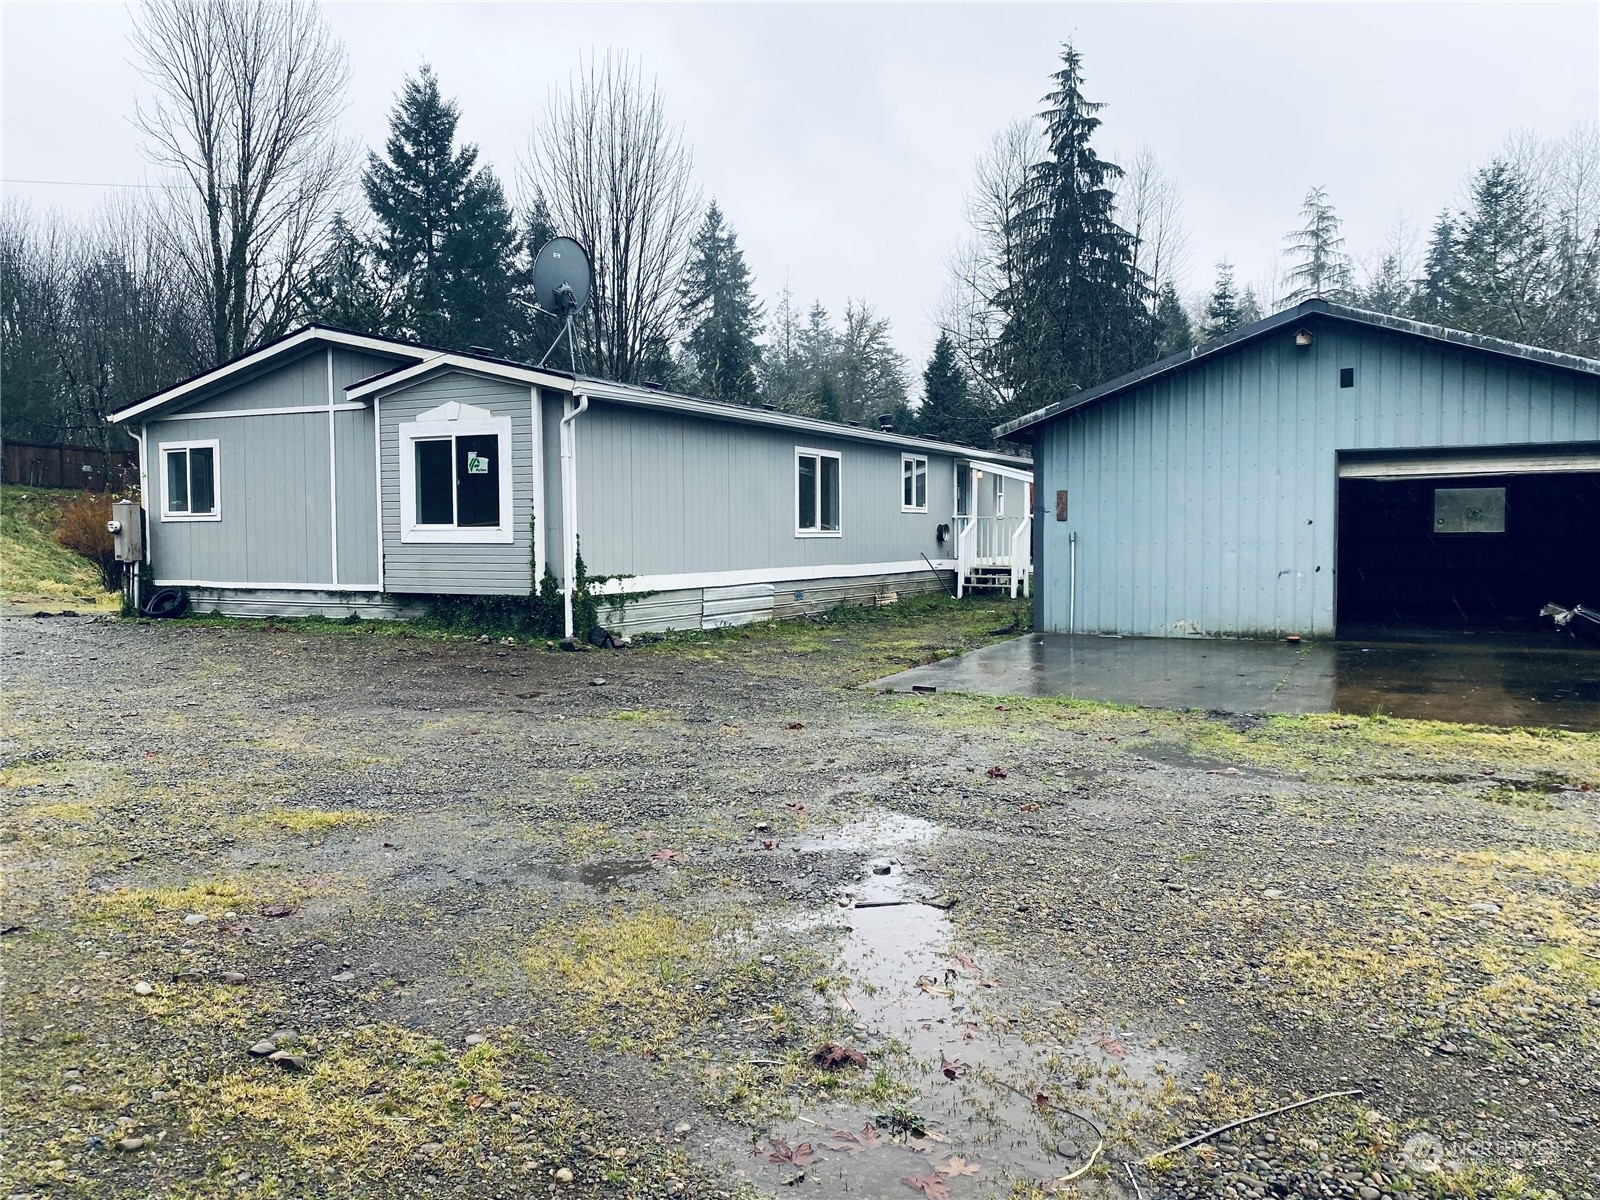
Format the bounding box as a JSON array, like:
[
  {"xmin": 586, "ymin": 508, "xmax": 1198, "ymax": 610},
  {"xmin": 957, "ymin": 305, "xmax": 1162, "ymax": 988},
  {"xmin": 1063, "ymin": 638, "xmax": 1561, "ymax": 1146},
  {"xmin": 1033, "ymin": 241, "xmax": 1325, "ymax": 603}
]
[
  {"xmin": 379, "ymin": 373, "xmax": 536, "ymax": 595},
  {"xmin": 146, "ymin": 411, "xmax": 332, "ymax": 585},
  {"xmin": 574, "ymin": 401, "xmax": 956, "ymax": 577},
  {"xmin": 1036, "ymin": 319, "xmax": 1600, "ymax": 638}
]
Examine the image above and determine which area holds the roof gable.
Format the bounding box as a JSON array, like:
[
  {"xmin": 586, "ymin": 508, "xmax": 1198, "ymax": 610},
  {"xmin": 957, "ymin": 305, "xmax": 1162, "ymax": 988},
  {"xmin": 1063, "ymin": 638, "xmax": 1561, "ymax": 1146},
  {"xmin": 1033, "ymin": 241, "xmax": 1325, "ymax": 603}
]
[
  {"xmin": 110, "ymin": 326, "xmax": 430, "ymax": 424},
  {"xmin": 994, "ymin": 300, "xmax": 1600, "ymax": 440}
]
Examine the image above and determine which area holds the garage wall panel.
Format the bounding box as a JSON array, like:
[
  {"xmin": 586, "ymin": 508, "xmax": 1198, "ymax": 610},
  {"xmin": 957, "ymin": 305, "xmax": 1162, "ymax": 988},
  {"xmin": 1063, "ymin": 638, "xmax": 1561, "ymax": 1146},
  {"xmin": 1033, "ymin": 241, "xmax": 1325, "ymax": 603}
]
[{"xmin": 1033, "ymin": 317, "xmax": 1600, "ymax": 638}]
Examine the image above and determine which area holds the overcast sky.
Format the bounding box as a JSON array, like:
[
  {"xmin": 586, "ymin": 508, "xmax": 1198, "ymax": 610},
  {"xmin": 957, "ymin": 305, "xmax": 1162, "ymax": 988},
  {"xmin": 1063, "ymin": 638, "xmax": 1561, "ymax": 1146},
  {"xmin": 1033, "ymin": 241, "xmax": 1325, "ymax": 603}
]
[{"xmin": 4, "ymin": 3, "xmax": 1597, "ymax": 376}]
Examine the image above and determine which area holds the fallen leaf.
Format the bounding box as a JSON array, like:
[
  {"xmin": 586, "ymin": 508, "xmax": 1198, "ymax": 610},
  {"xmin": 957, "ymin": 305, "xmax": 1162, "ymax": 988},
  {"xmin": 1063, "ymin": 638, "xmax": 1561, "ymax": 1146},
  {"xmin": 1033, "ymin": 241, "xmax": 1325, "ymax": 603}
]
[
  {"xmin": 466, "ymin": 1093, "xmax": 489, "ymax": 1109},
  {"xmin": 917, "ymin": 977, "xmax": 953, "ymax": 998},
  {"xmin": 1093, "ymin": 1032, "xmax": 1128, "ymax": 1058},
  {"xmin": 940, "ymin": 1052, "xmax": 969, "ymax": 1080},
  {"xmin": 761, "ymin": 1138, "xmax": 819, "ymax": 1167},
  {"xmin": 938, "ymin": 1156, "xmax": 981, "ymax": 1178},
  {"xmin": 785, "ymin": 722, "xmax": 804, "ymax": 730},
  {"xmin": 985, "ymin": 766, "xmax": 1007, "ymax": 779},
  {"xmin": 960, "ymin": 1021, "xmax": 979, "ymax": 1042},
  {"xmin": 1204, "ymin": 767, "xmax": 1242, "ymax": 776},
  {"xmin": 978, "ymin": 978, "xmax": 1001, "ymax": 989},
  {"xmin": 993, "ymin": 704, "xmax": 1011, "ymax": 711},
  {"xmin": 811, "ymin": 1042, "xmax": 868, "ymax": 1070},
  {"xmin": 1019, "ymin": 803, "xmax": 1039, "ymax": 812},
  {"xmin": 949, "ymin": 953, "xmax": 980, "ymax": 974},
  {"xmin": 648, "ymin": 849, "xmax": 683, "ymax": 861},
  {"xmin": 259, "ymin": 903, "xmax": 296, "ymax": 919},
  {"xmin": 823, "ymin": 1123, "xmax": 882, "ymax": 1154},
  {"xmin": 901, "ymin": 1171, "xmax": 950, "ymax": 1199},
  {"xmin": 761, "ymin": 840, "xmax": 776, "ymax": 851}
]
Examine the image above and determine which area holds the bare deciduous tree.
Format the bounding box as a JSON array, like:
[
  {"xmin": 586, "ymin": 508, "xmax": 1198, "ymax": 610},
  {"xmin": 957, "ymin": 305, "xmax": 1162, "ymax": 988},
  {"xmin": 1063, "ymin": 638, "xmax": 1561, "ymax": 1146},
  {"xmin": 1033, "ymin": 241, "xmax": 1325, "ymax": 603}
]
[
  {"xmin": 935, "ymin": 119, "xmax": 1042, "ymax": 412},
  {"xmin": 1114, "ymin": 144, "xmax": 1192, "ymax": 297},
  {"xmin": 131, "ymin": 0, "xmax": 350, "ymax": 365},
  {"xmin": 524, "ymin": 52, "xmax": 702, "ymax": 383}
]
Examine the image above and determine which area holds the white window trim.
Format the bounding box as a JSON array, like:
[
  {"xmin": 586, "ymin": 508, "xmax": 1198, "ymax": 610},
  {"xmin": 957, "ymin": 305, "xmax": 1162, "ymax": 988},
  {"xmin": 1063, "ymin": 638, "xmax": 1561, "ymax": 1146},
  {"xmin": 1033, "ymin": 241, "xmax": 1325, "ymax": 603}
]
[
  {"xmin": 795, "ymin": 446, "xmax": 842, "ymax": 538},
  {"xmin": 901, "ymin": 453, "xmax": 928, "ymax": 513},
  {"xmin": 995, "ymin": 474, "xmax": 1006, "ymax": 518},
  {"xmin": 398, "ymin": 414, "xmax": 514, "ymax": 544},
  {"xmin": 158, "ymin": 438, "xmax": 221, "ymax": 522}
]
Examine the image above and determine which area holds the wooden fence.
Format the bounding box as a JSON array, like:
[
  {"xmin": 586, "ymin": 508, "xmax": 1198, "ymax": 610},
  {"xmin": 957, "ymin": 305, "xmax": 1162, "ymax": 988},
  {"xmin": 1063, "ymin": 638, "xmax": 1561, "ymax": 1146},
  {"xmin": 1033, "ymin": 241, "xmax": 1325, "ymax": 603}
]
[{"xmin": 2, "ymin": 441, "xmax": 138, "ymax": 491}]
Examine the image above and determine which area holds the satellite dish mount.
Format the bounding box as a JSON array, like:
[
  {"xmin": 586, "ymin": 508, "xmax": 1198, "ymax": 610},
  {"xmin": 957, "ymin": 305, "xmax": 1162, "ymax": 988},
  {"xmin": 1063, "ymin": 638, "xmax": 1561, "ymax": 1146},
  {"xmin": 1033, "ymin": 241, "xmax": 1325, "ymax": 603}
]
[{"xmin": 528, "ymin": 236, "xmax": 593, "ymax": 373}]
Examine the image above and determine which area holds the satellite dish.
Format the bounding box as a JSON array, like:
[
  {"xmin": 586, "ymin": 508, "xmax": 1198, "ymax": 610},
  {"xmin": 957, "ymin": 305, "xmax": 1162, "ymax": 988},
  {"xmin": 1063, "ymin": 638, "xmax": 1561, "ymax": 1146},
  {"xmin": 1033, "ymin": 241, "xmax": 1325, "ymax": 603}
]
[{"xmin": 531, "ymin": 236, "xmax": 591, "ymax": 317}]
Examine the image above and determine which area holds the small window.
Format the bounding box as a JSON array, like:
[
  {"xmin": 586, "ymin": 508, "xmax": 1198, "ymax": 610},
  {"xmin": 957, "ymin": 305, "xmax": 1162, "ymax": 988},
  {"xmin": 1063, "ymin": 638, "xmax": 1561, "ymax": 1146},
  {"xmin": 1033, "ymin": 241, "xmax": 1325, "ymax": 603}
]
[
  {"xmin": 902, "ymin": 455, "xmax": 928, "ymax": 512},
  {"xmin": 412, "ymin": 434, "xmax": 502, "ymax": 529},
  {"xmin": 995, "ymin": 475, "xmax": 1006, "ymax": 518},
  {"xmin": 796, "ymin": 448, "xmax": 841, "ymax": 536},
  {"xmin": 398, "ymin": 403, "xmax": 513, "ymax": 544},
  {"xmin": 1339, "ymin": 367, "xmax": 1355, "ymax": 388},
  {"xmin": 159, "ymin": 440, "xmax": 220, "ymax": 521}
]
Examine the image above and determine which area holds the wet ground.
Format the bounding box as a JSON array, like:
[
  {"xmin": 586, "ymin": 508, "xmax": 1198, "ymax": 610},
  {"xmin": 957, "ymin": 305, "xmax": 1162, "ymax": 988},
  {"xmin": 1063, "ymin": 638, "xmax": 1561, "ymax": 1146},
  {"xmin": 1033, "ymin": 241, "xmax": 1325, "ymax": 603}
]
[
  {"xmin": 872, "ymin": 632, "xmax": 1600, "ymax": 730},
  {"xmin": 3, "ymin": 603, "xmax": 1598, "ymax": 1200}
]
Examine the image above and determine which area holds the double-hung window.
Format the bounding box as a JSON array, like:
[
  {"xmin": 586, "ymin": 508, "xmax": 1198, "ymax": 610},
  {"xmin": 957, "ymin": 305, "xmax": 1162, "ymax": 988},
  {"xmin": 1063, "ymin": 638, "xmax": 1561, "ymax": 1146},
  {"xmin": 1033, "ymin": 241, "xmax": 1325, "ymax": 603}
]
[
  {"xmin": 159, "ymin": 440, "xmax": 220, "ymax": 521},
  {"xmin": 796, "ymin": 447, "xmax": 841, "ymax": 536},
  {"xmin": 399, "ymin": 402, "xmax": 514, "ymax": 544},
  {"xmin": 901, "ymin": 454, "xmax": 928, "ymax": 512}
]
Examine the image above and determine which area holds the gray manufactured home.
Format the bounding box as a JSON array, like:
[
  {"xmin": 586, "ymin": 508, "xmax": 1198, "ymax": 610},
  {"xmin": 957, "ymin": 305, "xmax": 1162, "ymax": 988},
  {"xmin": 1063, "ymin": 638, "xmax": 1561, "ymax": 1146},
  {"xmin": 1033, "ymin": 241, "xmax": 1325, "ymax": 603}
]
[
  {"xmin": 110, "ymin": 327, "xmax": 1033, "ymax": 633},
  {"xmin": 998, "ymin": 300, "xmax": 1600, "ymax": 639}
]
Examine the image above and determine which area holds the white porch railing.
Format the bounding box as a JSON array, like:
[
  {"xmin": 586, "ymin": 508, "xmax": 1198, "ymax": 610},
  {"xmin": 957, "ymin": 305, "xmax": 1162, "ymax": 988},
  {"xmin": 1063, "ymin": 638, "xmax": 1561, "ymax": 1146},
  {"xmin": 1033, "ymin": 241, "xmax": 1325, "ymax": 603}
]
[{"xmin": 954, "ymin": 515, "xmax": 1032, "ymax": 598}]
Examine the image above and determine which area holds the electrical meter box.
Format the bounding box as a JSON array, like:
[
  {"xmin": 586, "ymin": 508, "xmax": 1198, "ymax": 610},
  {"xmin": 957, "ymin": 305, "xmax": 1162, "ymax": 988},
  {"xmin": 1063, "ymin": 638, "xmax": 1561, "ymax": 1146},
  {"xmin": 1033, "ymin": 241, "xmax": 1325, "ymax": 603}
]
[{"xmin": 110, "ymin": 500, "xmax": 144, "ymax": 563}]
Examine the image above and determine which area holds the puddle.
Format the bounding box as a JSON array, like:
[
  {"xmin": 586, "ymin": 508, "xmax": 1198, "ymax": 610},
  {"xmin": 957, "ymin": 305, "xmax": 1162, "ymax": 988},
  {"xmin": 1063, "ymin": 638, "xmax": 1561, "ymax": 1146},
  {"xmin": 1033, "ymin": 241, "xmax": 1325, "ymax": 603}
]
[
  {"xmin": 1127, "ymin": 743, "xmax": 1251, "ymax": 774},
  {"xmin": 743, "ymin": 811, "xmax": 1182, "ymax": 1196},
  {"xmin": 525, "ymin": 857, "xmax": 652, "ymax": 892}
]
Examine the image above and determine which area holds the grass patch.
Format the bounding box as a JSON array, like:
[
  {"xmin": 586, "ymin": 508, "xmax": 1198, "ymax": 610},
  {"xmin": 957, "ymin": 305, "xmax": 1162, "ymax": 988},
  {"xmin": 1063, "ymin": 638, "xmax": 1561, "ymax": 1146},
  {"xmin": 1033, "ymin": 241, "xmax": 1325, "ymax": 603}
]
[
  {"xmin": 1, "ymin": 486, "xmax": 118, "ymax": 608},
  {"xmin": 255, "ymin": 807, "xmax": 389, "ymax": 835}
]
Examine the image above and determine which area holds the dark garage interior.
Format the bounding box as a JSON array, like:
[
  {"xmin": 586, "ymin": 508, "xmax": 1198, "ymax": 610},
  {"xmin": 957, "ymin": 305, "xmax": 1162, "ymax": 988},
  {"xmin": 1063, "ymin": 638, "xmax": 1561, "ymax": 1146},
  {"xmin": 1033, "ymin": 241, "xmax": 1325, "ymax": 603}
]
[{"xmin": 1336, "ymin": 470, "xmax": 1600, "ymax": 634}]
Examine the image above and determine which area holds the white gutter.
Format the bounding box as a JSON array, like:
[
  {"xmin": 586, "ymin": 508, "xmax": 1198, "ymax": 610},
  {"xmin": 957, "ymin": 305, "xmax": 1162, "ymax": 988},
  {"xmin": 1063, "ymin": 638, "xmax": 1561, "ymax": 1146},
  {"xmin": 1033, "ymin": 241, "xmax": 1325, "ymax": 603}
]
[{"xmin": 559, "ymin": 392, "xmax": 589, "ymax": 638}]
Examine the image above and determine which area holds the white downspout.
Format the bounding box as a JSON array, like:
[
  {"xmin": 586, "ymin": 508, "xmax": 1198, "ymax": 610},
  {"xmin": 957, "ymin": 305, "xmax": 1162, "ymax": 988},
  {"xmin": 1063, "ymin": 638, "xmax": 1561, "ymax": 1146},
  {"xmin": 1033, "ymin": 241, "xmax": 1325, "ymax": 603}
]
[
  {"xmin": 559, "ymin": 392, "xmax": 589, "ymax": 638},
  {"xmin": 1069, "ymin": 530, "xmax": 1077, "ymax": 633},
  {"xmin": 326, "ymin": 347, "xmax": 339, "ymax": 586}
]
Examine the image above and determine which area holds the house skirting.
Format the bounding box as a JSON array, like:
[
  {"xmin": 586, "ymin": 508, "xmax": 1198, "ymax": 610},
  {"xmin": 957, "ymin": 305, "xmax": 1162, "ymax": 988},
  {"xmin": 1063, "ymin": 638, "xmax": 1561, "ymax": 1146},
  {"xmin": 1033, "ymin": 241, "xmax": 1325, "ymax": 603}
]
[
  {"xmin": 181, "ymin": 587, "xmax": 425, "ymax": 621},
  {"xmin": 602, "ymin": 568, "xmax": 954, "ymax": 634}
]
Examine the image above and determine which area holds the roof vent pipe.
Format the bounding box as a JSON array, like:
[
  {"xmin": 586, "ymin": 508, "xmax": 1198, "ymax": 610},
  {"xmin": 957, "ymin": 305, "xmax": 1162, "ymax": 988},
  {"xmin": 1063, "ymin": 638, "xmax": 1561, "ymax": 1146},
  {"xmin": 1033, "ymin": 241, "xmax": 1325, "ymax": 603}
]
[
  {"xmin": 877, "ymin": 413, "xmax": 893, "ymax": 431},
  {"xmin": 469, "ymin": 345, "xmax": 497, "ymax": 357},
  {"xmin": 847, "ymin": 420, "xmax": 860, "ymax": 427},
  {"xmin": 643, "ymin": 379, "xmax": 663, "ymax": 391},
  {"xmin": 761, "ymin": 403, "xmax": 776, "ymax": 411}
]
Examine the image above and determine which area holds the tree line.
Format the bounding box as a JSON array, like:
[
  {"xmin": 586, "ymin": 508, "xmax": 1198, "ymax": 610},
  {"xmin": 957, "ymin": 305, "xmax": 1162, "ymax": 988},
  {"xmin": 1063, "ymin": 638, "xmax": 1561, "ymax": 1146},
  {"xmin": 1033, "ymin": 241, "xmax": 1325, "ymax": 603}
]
[{"xmin": 4, "ymin": 3, "xmax": 1596, "ymax": 455}]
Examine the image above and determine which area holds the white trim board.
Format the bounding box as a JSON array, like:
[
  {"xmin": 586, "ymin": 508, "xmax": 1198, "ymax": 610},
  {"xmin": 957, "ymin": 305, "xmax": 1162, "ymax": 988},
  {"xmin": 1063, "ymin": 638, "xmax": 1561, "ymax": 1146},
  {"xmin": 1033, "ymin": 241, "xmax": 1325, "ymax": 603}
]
[
  {"xmin": 149, "ymin": 401, "xmax": 369, "ymax": 422},
  {"xmin": 111, "ymin": 327, "xmax": 427, "ymax": 424},
  {"xmin": 347, "ymin": 354, "xmax": 574, "ymax": 401},
  {"xmin": 397, "ymin": 404, "xmax": 516, "ymax": 545},
  {"xmin": 1338, "ymin": 449, "xmax": 1600, "ymax": 479},
  {"xmin": 589, "ymin": 559, "xmax": 957, "ymax": 597},
  {"xmin": 153, "ymin": 579, "xmax": 376, "ymax": 592}
]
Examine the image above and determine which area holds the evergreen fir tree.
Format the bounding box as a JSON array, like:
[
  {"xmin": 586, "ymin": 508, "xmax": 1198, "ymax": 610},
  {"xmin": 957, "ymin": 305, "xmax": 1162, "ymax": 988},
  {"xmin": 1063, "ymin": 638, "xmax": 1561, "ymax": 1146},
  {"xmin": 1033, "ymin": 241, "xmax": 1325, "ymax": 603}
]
[
  {"xmin": 996, "ymin": 43, "xmax": 1151, "ymax": 416},
  {"xmin": 678, "ymin": 201, "xmax": 763, "ymax": 403},
  {"xmin": 301, "ymin": 211, "xmax": 385, "ymax": 333},
  {"xmin": 510, "ymin": 190, "xmax": 568, "ymax": 364},
  {"xmin": 363, "ymin": 65, "xmax": 521, "ymax": 352},
  {"xmin": 917, "ymin": 333, "xmax": 991, "ymax": 447},
  {"xmin": 1359, "ymin": 253, "xmax": 1414, "ymax": 318},
  {"xmin": 1411, "ymin": 212, "xmax": 1459, "ymax": 323},
  {"xmin": 1281, "ymin": 185, "xmax": 1353, "ymax": 304},
  {"xmin": 1153, "ymin": 282, "xmax": 1194, "ymax": 356},
  {"xmin": 1451, "ymin": 159, "xmax": 1552, "ymax": 342},
  {"xmin": 1202, "ymin": 261, "xmax": 1243, "ymax": 339},
  {"xmin": 1238, "ymin": 285, "xmax": 1263, "ymax": 325}
]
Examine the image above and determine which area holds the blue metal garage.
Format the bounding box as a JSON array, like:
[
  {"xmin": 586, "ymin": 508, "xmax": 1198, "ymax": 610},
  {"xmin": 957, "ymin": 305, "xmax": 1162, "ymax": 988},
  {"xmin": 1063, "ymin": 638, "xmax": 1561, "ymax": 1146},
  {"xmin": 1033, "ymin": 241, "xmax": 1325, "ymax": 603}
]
[{"xmin": 997, "ymin": 299, "xmax": 1600, "ymax": 638}]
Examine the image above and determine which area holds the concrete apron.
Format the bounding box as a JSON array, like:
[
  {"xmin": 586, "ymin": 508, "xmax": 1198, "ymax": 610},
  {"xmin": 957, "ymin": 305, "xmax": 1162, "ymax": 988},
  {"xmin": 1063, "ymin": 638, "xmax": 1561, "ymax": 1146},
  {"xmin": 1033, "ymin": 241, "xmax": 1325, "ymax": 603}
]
[{"xmin": 870, "ymin": 633, "xmax": 1600, "ymax": 732}]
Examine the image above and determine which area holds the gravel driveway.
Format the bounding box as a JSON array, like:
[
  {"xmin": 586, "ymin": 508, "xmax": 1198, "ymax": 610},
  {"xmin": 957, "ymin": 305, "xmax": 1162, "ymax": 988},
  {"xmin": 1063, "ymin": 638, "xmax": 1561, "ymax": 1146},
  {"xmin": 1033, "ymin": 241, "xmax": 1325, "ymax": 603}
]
[{"xmin": 3, "ymin": 604, "xmax": 1596, "ymax": 1200}]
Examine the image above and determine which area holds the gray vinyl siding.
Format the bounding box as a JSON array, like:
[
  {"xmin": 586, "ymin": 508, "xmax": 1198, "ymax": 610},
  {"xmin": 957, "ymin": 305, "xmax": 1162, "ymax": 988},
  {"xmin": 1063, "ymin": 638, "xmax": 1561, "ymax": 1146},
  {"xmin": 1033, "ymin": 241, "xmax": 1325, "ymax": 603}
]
[
  {"xmin": 1033, "ymin": 318, "xmax": 1600, "ymax": 638},
  {"xmin": 379, "ymin": 373, "xmax": 536, "ymax": 595},
  {"xmin": 574, "ymin": 401, "xmax": 958, "ymax": 578},
  {"xmin": 147, "ymin": 411, "xmax": 332, "ymax": 585},
  {"xmin": 540, "ymin": 390, "xmax": 564, "ymax": 582},
  {"xmin": 334, "ymin": 405, "xmax": 378, "ymax": 585}
]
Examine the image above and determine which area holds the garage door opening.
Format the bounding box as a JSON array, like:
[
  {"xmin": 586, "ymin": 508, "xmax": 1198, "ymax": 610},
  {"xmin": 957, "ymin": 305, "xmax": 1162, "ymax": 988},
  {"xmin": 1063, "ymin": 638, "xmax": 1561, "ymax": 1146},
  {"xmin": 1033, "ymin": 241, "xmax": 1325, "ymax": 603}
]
[{"xmin": 1337, "ymin": 467, "xmax": 1600, "ymax": 636}]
